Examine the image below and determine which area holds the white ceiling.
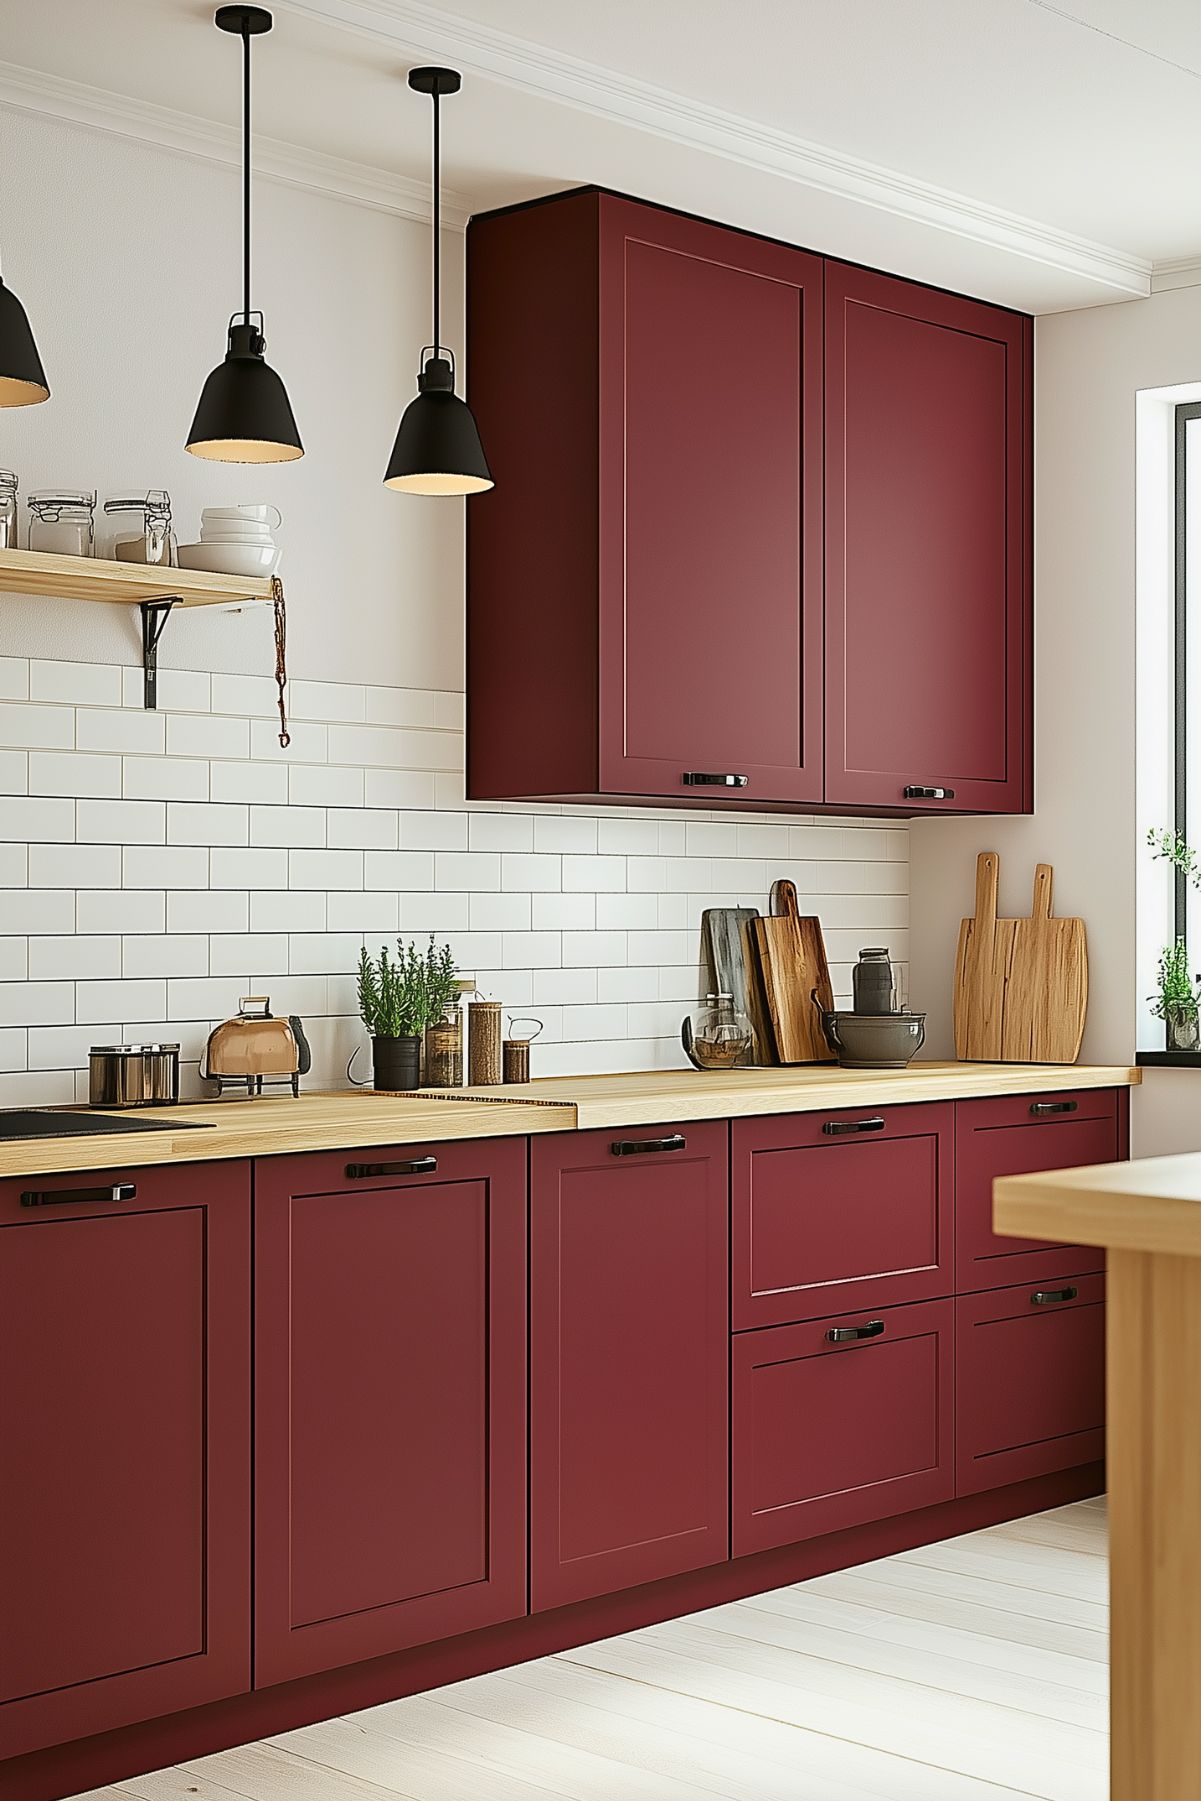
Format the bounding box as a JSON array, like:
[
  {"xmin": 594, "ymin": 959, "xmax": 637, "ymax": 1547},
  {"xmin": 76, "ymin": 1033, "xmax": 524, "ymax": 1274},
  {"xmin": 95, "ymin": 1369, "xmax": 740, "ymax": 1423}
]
[{"xmin": 3, "ymin": 0, "xmax": 1201, "ymax": 312}]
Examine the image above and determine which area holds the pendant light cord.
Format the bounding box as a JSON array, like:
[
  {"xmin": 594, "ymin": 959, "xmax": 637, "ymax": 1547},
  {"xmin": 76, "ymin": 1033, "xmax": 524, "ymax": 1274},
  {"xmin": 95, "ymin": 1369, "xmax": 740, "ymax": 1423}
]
[
  {"xmin": 432, "ymin": 88, "xmax": 441, "ymax": 356},
  {"xmin": 242, "ymin": 21, "xmax": 252, "ymax": 327}
]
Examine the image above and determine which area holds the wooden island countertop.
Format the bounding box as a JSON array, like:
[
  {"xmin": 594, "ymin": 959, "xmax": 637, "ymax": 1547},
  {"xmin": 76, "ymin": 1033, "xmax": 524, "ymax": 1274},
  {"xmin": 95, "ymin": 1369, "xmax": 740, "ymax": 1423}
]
[{"xmin": 0, "ymin": 1059, "xmax": 1138, "ymax": 1180}]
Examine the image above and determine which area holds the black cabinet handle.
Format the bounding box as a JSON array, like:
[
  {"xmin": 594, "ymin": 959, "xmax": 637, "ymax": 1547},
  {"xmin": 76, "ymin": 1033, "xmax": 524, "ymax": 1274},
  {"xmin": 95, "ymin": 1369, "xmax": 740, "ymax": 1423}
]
[
  {"xmin": 682, "ymin": 772, "xmax": 749, "ymax": 788},
  {"xmin": 903, "ymin": 786, "xmax": 955, "ymax": 801},
  {"xmin": 826, "ymin": 1319, "xmax": 886, "ymax": 1344},
  {"xmin": 345, "ymin": 1156, "xmax": 438, "ymax": 1180},
  {"xmin": 1031, "ymin": 1286, "xmax": 1079, "ymax": 1306},
  {"xmin": 1030, "ymin": 1100, "xmax": 1078, "ymax": 1116},
  {"xmin": 20, "ymin": 1182, "xmax": 136, "ymax": 1208},
  {"xmin": 822, "ymin": 1116, "xmax": 886, "ymax": 1137},
  {"xmin": 611, "ymin": 1135, "xmax": 687, "ymax": 1157}
]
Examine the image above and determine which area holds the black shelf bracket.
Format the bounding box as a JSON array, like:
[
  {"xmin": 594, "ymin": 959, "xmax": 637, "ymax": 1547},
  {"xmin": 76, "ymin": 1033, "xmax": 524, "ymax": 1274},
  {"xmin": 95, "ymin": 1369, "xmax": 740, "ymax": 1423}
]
[{"xmin": 140, "ymin": 599, "xmax": 179, "ymax": 709}]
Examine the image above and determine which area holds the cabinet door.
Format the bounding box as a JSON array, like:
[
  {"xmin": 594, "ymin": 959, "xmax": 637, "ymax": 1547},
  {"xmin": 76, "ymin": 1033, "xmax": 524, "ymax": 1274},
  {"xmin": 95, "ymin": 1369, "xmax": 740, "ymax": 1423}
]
[
  {"xmin": 825, "ymin": 262, "xmax": 1031, "ymax": 813},
  {"xmin": 531, "ymin": 1121, "xmax": 729, "ymax": 1610},
  {"xmin": 255, "ymin": 1139, "xmax": 527, "ymax": 1685},
  {"xmin": 732, "ymin": 1298, "xmax": 954, "ymax": 1556},
  {"xmin": 0, "ymin": 1162, "xmax": 250, "ymax": 1759},
  {"xmin": 598, "ymin": 196, "xmax": 824, "ymax": 806},
  {"xmin": 732, "ymin": 1104, "xmax": 953, "ymax": 1330},
  {"xmin": 956, "ymin": 1090, "xmax": 1123, "ymax": 1291},
  {"xmin": 956, "ymin": 1274, "xmax": 1106, "ymax": 1495}
]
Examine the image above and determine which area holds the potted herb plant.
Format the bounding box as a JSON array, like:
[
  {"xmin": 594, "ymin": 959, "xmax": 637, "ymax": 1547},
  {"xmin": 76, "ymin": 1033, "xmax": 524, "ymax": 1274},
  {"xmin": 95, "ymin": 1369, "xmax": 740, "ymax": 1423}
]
[
  {"xmin": 356, "ymin": 937, "xmax": 459, "ymax": 1091},
  {"xmin": 1150, "ymin": 938, "xmax": 1200, "ymax": 1053}
]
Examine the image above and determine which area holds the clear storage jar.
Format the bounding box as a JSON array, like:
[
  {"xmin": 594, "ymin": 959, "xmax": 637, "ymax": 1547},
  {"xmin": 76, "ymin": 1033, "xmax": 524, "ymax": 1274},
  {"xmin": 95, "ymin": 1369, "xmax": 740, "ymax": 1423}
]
[
  {"xmin": 27, "ymin": 490, "xmax": 96, "ymax": 557},
  {"xmin": 0, "ymin": 471, "xmax": 18, "ymax": 549}
]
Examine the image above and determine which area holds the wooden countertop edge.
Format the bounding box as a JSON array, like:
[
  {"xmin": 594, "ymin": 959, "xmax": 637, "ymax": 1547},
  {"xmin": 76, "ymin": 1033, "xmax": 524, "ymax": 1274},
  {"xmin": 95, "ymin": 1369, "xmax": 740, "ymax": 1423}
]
[
  {"xmin": 996, "ymin": 1151, "xmax": 1201, "ymax": 1260},
  {"xmin": 0, "ymin": 1063, "xmax": 1141, "ymax": 1182}
]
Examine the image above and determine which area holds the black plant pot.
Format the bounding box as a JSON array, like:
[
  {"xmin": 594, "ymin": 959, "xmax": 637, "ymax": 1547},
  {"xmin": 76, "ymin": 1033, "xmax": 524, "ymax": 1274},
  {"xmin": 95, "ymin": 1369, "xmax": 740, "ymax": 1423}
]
[{"xmin": 372, "ymin": 1034, "xmax": 421, "ymax": 1092}]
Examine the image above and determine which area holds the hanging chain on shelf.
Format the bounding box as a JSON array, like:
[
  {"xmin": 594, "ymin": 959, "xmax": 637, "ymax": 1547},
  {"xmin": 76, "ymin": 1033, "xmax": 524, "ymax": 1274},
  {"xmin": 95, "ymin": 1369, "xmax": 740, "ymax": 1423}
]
[{"xmin": 271, "ymin": 573, "xmax": 290, "ymax": 747}]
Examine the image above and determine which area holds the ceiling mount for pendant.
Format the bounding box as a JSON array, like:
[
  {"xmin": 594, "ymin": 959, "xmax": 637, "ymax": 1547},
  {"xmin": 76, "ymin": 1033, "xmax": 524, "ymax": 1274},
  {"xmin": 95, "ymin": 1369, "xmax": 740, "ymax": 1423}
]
[
  {"xmin": 384, "ymin": 65, "xmax": 493, "ymax": 497},
  {"xmin": 186, "ymin": 4, "xmax": 303, "ymax": 463}
]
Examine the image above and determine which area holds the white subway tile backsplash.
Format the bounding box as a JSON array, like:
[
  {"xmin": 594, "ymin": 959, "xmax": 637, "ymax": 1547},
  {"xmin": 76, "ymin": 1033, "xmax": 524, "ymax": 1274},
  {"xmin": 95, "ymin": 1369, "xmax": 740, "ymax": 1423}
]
[
  {"xmin": 124, "ymin": 757, "xmax": 209, "ymax": 801},
  {"xmin": 77, "ymin": 799, "xmax": 164, "ymax": 845},
  {"xmin": 0, "ymin": 890, "xmax": 77, "ymax": 934},
  {"xmin": 167, "ymin": 802, "xmax": 248, "ymax": 847},
  {"xmin": 0, "ymin": 702, "xmax": 72, "ymax": 750},
  {"xmin": 0, "ymin": 665, "xmax": 907, "ymax": 1098},
  {"xmin": 0, "ymin": 1069, "xmax": 75, "ymax": 1105},
  {"xmin": 29, "ymin": 936, "xmax": 121, "ymax": 981},
  {"xmin": 31, "ymin": 751, "xmax": 121, "ymax": 799}
]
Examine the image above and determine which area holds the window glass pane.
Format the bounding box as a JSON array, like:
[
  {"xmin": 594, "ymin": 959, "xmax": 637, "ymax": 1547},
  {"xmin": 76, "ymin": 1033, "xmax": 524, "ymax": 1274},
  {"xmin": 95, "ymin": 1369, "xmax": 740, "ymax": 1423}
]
[{"xmin": 1185, "ymin": 412, "xmax": 1201, "ymax": 963}]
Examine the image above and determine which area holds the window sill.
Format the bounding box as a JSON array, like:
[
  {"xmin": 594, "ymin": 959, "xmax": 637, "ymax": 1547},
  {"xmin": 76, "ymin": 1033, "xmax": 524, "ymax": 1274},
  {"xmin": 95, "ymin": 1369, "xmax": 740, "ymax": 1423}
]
[{"xmin": 1136, "ymin": 1050, "xmax": 1201, "ymax": 1067}]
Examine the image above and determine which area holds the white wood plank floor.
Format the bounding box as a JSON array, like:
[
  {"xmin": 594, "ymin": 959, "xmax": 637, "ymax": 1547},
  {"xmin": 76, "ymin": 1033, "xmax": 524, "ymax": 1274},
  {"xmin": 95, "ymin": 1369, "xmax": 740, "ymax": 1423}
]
[{"xmin": 75, "ymin": 1496, "xmax": 1108, "ymax": 1801}]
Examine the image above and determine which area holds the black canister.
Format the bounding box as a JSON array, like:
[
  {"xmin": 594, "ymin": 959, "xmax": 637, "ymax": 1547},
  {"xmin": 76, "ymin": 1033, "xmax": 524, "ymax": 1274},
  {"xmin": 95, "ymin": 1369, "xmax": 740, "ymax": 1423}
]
[{"xmin": 852, "ymin": 947, "xmax": 894, "ymax": 1015}]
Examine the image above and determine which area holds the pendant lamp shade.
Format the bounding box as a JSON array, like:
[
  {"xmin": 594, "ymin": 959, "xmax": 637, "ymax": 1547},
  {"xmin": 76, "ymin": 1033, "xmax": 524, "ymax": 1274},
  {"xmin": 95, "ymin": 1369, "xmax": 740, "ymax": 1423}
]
[
  {"xmin": 385, "ymin": 68, "xmax": 492, "ymax": 497},
  {"xmin": 186, "ymin": 7, "xmax": 302, "ymax": 464},
  {"xmin": 0, "ymin": 277, "xmax": 49, "ymax": 407}
]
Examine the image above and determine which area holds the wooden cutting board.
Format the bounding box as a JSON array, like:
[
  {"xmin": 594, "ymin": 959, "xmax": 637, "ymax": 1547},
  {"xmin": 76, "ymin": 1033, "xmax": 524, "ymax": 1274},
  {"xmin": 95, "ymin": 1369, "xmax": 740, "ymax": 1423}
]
[
  {"xmin": 954, "ymin": 853, "xmax": 1088, "ymax": 1063},
  {"xmin": 751, "ymin": 880, "xmax": 835, "ymax": 1064},
  {"xmin": 701, "ymin": 906, "xmax": 774, "ymax": 1066}
]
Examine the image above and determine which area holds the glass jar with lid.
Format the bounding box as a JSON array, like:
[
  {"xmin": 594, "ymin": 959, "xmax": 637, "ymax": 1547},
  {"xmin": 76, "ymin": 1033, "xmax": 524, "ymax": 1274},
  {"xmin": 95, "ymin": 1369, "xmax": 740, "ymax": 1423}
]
[
  {"xmin": 27, "ymin": 490, "xmax": 96, "ymax": 557},
  {"xmin": 0, "ymin": 471, "xmax": 17, "ymax": 549}
]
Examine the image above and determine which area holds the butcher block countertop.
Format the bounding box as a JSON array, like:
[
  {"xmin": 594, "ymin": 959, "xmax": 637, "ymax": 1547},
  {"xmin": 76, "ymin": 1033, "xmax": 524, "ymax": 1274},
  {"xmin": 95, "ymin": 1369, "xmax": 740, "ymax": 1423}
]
[
  {"xmin": 0, "ymin": 1061, "xmax": 1139, "ymax": 1180},
  {"xmin": 996, "ymin": 1146, "xmax": 1201, "ymax": 1259}
]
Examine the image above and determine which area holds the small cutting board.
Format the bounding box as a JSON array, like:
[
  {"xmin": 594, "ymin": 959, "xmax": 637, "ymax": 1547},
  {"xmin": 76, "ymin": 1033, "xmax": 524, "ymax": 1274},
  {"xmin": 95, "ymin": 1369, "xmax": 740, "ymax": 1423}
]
[
  {"xmin": 701, "ymin": 906, "xmax": 773, "ymax": 1066},
  {"xmin": 954, "ymin": 853, "xmax": 1088, "ymax": 1063},
  {"xmin": 751, "ymin": 880, "xmax": 835, "ymax": 1064}
]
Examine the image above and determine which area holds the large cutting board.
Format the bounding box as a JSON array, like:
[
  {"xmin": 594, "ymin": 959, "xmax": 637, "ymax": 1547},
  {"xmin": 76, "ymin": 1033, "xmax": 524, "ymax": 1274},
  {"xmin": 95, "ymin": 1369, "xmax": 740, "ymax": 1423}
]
[
  {"xmin": 701, "ymin": 906, "xmax": 774, "ymax": 1066},
  {"xmin": 954, "ymin": 853, "xmax": 1088, "ymax": 1063},
  {"xmin": 751, "ymin": 880, "xmax": 835, "ymax": 1064}
]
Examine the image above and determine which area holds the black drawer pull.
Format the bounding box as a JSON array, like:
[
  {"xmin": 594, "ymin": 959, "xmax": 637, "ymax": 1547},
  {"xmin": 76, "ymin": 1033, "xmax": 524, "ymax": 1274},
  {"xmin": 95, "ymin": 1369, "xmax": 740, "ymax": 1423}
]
[
  {"xmin": 1030, "ymin": 1100, "xmax": 1078, "ymax": 1116},
  {"xmin": 20, "ymin": 1183, "xmax": 136, "ymax": 1208},
  {"xmin": 822, "ymin": 1116, "xmax": 886, "ymax": 1137},
  {"xmin": 826, "ymin": 1319, "xmax": 886, "ymax": 1344},
  {"xmin": 903, "ymin": 785, "xmax": 955, "ymax": 801},
  {"xmin": 611, "ymin": 1135, "xmax": 686, "ymax": 1157},
  {"xmin": 345, "ymin": 1156, "xmax": 438, "ymax": 1180},
  {"xmin": 682, "ymin": 772, "xmax": 748, "ymax": 788},
  {"xmin": 1031, "ymin": 1286, "xmax": 1079, "ymax": 1306}
]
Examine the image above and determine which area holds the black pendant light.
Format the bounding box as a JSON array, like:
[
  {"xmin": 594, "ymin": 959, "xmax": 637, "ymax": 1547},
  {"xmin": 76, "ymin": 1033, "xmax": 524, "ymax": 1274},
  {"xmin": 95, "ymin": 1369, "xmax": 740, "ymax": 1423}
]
[
  {"xmin": 384, "ymin": 68, "xmax": 492, "ymax": 496},
  {"xmin": 187, "ymin": 6, "xmax": 302, "ymax": 463},
  {"xmin": 0, "ymin": 273, "xmax": 49, "ymax": 407}
]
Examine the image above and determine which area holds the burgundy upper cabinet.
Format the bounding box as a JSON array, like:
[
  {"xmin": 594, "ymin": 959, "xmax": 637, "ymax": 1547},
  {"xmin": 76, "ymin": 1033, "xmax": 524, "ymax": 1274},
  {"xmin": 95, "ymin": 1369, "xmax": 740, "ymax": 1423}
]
[
  {"xmin": 468, "ymin": 188, "xmax": 1032, "ymax": 816},
  {"xmin": 0, "ymin": 1162, "xmax": 251, "ymax": 1761},
  {"xmin": 254, "ymin": 1139, "xmax": 527, "ymax": 1686},
  {"xmin": 468, "ymin": 189, "xmax": 824, "ymax": 809},
  {"xmin": 824, "ymin": 263, "xmax": 1032, "ymax": 813},
  {"xmin": 530, "ymin": 1121, "xmax": 729, "ymax": 1611}
]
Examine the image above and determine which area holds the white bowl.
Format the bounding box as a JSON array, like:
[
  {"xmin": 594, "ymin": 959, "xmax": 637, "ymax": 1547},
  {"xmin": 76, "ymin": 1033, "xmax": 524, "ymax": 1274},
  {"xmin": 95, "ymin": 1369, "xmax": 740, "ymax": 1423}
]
[
  {"xmin": 178, "ymin": 542, "xmax": 281, "ymax": 578},
  {"xmin": 202, "ymin": 504, "xmax": 281, "ymax": 526},
  {"xmin": 201, "ymin": 523, "xmax": 276, "ymax": 543}
]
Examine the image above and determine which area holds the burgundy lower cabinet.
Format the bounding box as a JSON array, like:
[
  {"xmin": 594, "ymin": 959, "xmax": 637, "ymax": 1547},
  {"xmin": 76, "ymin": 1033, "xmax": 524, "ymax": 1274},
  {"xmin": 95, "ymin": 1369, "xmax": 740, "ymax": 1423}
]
[
  {"xmin": 956, "ymin": 1273, "xmax": 1107, "ymax": 1496},
  {"xmin": 732, "ymin": 1103, "xmax": 953, "ymax": 1330},
  {"xmin": 955, "ymin": 1088, "xmax": 1124, "ymax": 1292},
  {"xmin": 254, "ymin": 1138, "xmax": 527, "ymax": 1686},
  {"xmin": 732, "ymin": 1298, "xmax": 955, "ymax": 1556},
  {"xmin": 530, "ymin": 1122, "xmax": 729, "ymax": 1611},
  {"xmin": 0, "ymin": 1161, "xmax": 251, "ymax": 1761}
]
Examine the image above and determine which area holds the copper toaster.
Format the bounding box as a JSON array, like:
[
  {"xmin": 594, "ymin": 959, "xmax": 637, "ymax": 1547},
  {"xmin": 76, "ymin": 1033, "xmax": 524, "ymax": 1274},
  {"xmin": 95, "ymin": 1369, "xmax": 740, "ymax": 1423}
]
[{"xmin": 202, "ymin": 997, "xmax": 311, "ymax": 1097}]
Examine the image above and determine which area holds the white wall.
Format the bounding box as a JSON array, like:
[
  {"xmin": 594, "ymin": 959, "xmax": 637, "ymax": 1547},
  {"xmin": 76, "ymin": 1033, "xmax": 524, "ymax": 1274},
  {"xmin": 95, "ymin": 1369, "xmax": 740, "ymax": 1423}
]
[
  {"xmin": 0, "ymin": 105, "xmax": 911, "ymax": 1097},
  {"xmin": 910, "ymin": 282, "xmax": 1201, "ymax": 1156}
]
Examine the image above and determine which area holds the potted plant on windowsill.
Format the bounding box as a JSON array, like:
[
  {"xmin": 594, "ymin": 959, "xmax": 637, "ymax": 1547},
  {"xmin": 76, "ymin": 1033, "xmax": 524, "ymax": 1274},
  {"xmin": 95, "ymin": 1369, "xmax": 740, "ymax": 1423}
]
[
  {"xmin": 1150, "ymin": 939, "xmax": 1201, "ymax": 1053},
  {"xmin": 356, "ymin": 937, "xmax": 458, "ymax": 1091}
]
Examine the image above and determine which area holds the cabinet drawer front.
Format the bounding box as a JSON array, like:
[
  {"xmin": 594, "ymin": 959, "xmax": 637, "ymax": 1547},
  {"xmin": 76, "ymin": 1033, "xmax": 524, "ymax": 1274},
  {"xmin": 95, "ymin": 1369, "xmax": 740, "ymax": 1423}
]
[
  {"xmin": 956, "ymin": 1091, "xmax": 1121, "ymax": 1290},
  {"xmin": 531, "ymin": 1120, "xmax": 729, "ymax": 1611},
  {"xmin": 956, "ymin": 1274, "xmax": 1106, "ymax": 1495},
  {"xmin": 0, "ymin": 1162, "xmax": 250, "ymax": 1759},
  {"xmin": 598, "ymin": 196, "xmax": 824, "ymax": 806},
  {"xmin": 254, "ymin": 1138, "xmax": 527, "ymax": 1685},
  {"xmin": 732, "ymin": 1298, "xmax": 955, "ymax": 1556},
  {"xmin": 732, "ymin": 1104, "xmax": 953, "ymax": 1329}
]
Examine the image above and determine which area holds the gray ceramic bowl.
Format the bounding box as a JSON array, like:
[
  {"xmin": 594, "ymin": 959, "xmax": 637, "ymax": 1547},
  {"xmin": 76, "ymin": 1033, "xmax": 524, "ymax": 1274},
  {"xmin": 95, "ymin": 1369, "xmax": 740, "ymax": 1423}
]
[{"xmin": 819, "ymin": 1010, "xmax": 926, "ymax": 1069}]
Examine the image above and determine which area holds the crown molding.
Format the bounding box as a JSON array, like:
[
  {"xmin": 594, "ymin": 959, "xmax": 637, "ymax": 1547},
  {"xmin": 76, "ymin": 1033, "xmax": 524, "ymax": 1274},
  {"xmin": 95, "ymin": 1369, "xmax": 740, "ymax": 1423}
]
[
  {"xmin": 0, "ymin": 58, "xmax": 471, "ymax": 228},
  {"xmin": 274, "ymin": 0, "xmax": 1151, "ymax": 298},
  {"xmin": 1151, "ymin": 256, "xmax": 1201, "ymax": 294}
]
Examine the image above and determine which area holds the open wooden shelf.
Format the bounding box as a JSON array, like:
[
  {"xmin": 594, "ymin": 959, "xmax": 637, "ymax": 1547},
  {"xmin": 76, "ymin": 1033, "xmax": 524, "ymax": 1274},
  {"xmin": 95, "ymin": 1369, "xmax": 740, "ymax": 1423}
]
[{"xmin": 0, "ymin": 546, "xmax": 272, "ymax": 608}]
